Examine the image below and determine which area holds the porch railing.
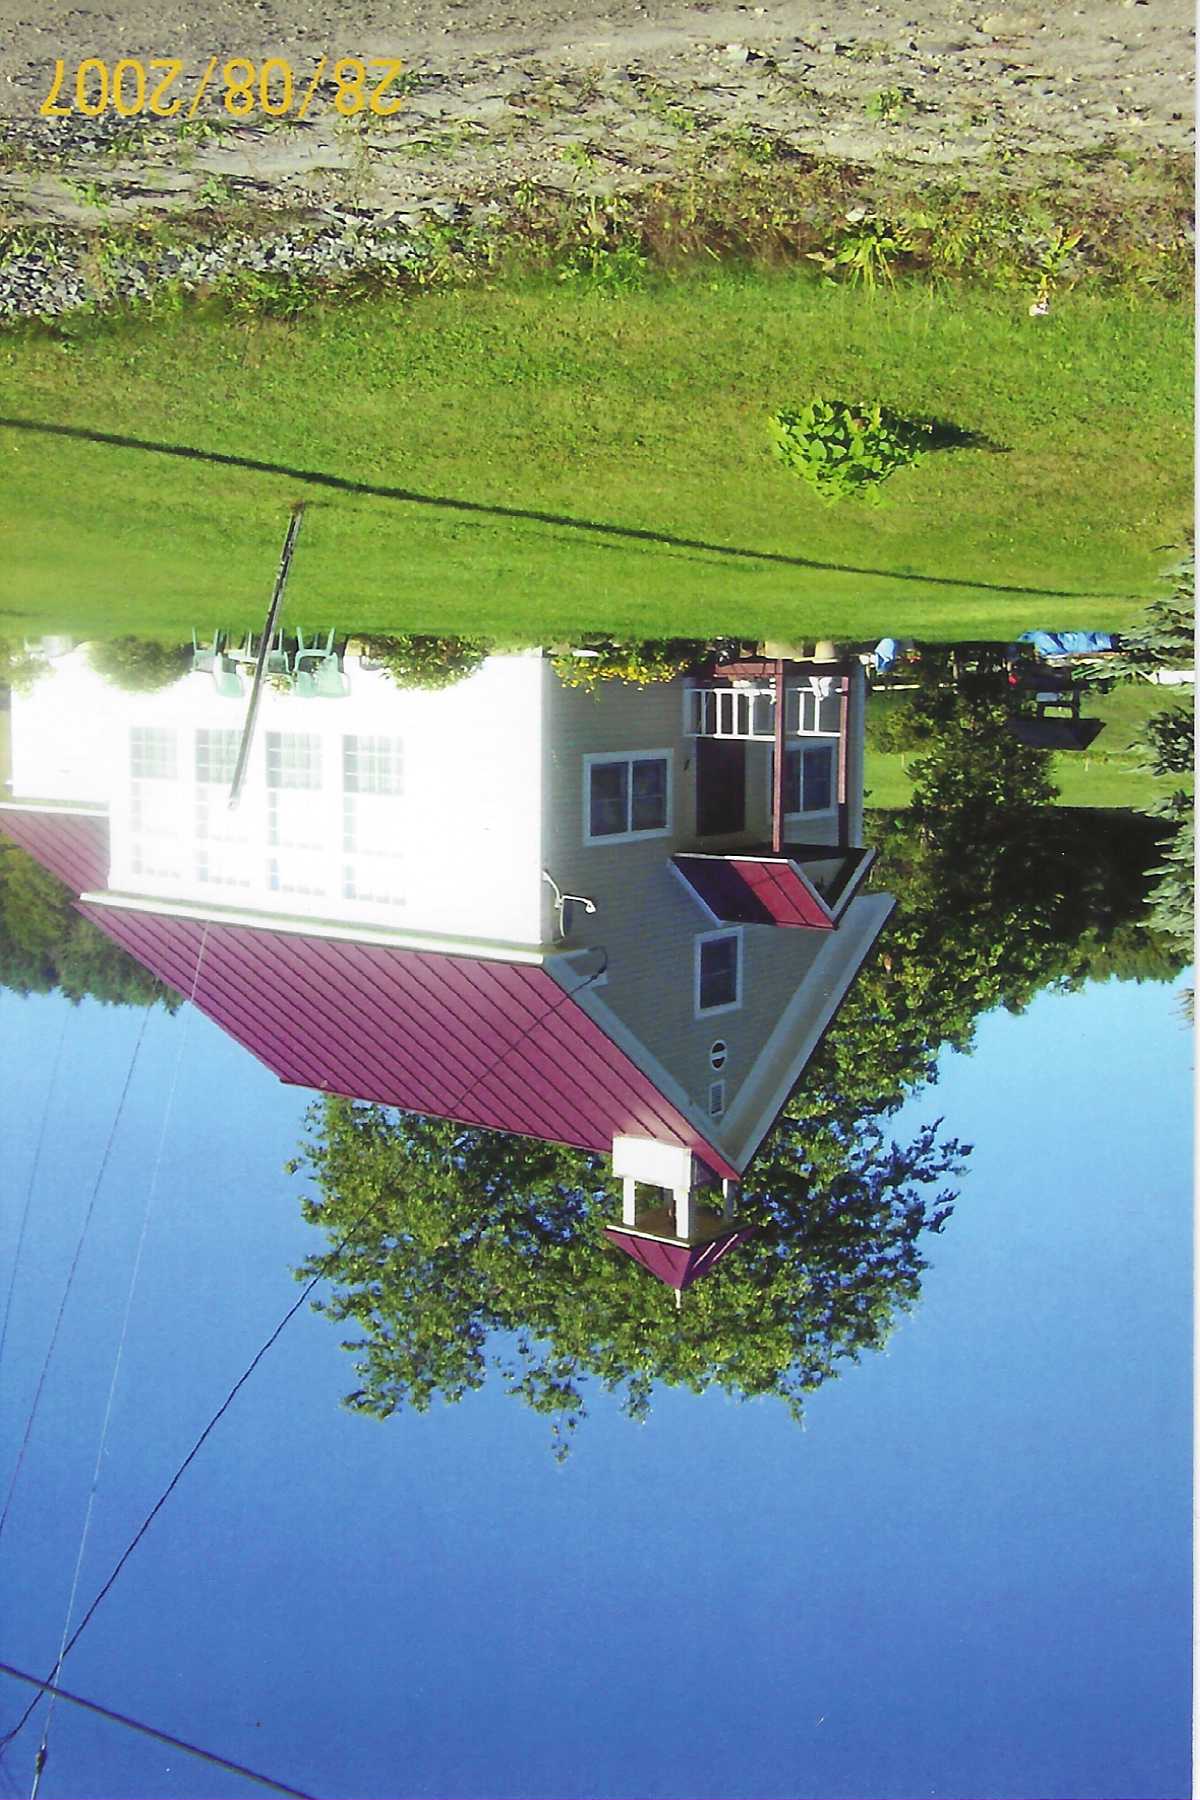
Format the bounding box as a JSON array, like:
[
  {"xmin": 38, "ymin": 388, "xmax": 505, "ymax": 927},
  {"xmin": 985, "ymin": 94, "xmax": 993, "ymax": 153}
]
[{"xmin": 684, "ymin": 683, "xmax": 830, "ymax": 739}]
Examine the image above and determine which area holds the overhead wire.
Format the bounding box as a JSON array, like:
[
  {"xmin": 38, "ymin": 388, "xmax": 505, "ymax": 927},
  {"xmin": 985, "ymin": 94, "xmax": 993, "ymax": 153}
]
[
  {"xmin": 2, "ymin": 926, "xmax": 610, "ymax": 1778},
  {"xmin": 0, "ymin": 1009, "xmax": 68, "ymax": 1381},
  {"xmin": 0, "ymin": 1661, "xmax": 318, "ymax": 1800},
  {"xmin": 0, "ymin": 1006, "xmax": 153, "ymax": 1546},
  {"xmin": 30, "ymin": 930, "xmax": 212, "ymax": 1793},
  {"xmin": 0, "ymin": 1180, "xmax": 390, "ymax": 1757}
]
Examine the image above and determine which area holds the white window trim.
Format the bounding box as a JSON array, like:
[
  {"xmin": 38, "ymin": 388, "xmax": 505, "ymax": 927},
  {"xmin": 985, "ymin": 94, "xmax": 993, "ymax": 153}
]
[
  {"xmin": 114, "ymin": 723, "xmax": 408, "ymax": 927},
  {"xmin": 694, "ymin": 927, "xmax": 744, "ymax": 1019},
  {"xmin": 582, "ymin": 750, "xmax": 673, "ymax": 847},
  {"xmin": 767, "ymin": 738, "xmax": 840, "ymax": 822}
]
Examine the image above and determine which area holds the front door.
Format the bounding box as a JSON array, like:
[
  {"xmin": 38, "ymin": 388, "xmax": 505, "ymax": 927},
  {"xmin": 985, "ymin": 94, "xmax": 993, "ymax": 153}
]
[{"xmin": 696, "ymin": 737, "xmax": 746, "ymax": 836}]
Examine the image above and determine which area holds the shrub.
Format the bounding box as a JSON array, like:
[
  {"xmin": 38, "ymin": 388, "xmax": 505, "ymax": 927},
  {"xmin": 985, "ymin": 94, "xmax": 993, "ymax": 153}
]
[
  {"xmin": 556, "ymin": 199, "xmax": 648, "ymax": 293},
  {"xmin": 89, "ymin": 637, "xmax": 191, "ymax": 691},
  {"xmin": 360, "ymin": 635, "xmax": 492, "ymax": 690},
  {"xmin": 770, "ymin": 399, "xmax": 933, "ymax": 504},
  {"xmin": 867, "ymin": 700, "xmax": 932, "ymax": 755},
  {"xmin": 550, "ymin": 640, "xmax": 702, "ymax": 690}
]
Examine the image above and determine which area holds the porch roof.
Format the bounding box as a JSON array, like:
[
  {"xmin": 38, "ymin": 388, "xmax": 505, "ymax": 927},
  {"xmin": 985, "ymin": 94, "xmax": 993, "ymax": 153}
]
[
  {"xmin": 673, "ymin": 847, "xmax": 874, "ymax": 929},
  {"xmin": 602, "ymin": 1224, "xmax": 756, "ymax": 1290}
]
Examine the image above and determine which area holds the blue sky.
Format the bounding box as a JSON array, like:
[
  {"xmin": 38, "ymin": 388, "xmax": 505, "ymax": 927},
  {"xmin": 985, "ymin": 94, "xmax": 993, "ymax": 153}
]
[{"xmin": 0, "ymin": 968, "xmax": 1191, "ymax": 1800}]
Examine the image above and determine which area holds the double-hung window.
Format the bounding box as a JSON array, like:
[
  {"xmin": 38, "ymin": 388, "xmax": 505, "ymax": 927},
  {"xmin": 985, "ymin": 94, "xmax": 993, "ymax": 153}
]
[
  {"xmin": 266, "ymin": 732, "xmax": 326, "ymax": 897},
  {"xmin": 342, "ymin": 734, "xmax": 404, "ymax": 906},
  {"xmin": 194, "ymin": 728, "xmax": 249, "ymax": 890},
  {"xmin": 584, "ymin": 752, "xmax": 671, "ymax": 844},
  {"xmin": 128, "ymin": 727, "xmax": 183, "ymax": 881},
  {"xmin": 695, "ymin": 929, "xmax": 742, "ymax": 1017}
]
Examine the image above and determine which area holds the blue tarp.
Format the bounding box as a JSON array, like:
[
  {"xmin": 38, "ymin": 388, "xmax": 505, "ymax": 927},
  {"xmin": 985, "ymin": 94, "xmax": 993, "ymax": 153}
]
[{"xmin": 1017, "ymin": 630, "xmax": 1118, "ymax": 658}]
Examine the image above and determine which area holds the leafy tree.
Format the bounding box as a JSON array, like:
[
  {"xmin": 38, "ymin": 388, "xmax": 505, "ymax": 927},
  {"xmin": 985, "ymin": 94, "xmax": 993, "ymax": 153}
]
[
  {"xmin": 293, "ymin": 1099, "xmax": 966, "ymax": 1456},
  {"xmin": 0, "ymin": 839, "xmax": 179, "ymax": 1009},
  {"xmin": 836, "ymin": 678, "xmax": 1184, "ymax": 1108},
  {"xmin": 89, "ymin": 637, "xmax": 191, "ymax": 692},
  {"xmin": 0, "ymin": 640, "xmax": 50, "ymax": 694}
]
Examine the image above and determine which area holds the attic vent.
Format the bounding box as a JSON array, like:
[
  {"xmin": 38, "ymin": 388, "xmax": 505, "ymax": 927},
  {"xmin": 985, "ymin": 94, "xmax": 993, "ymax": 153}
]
[
  {"xmin": 709, "ymin": 1040, "xmax": 727, "ymax": 1071},
  {"xmin": 708, "ymin": 1080, "xmax": 726, "ymax": 1118}
]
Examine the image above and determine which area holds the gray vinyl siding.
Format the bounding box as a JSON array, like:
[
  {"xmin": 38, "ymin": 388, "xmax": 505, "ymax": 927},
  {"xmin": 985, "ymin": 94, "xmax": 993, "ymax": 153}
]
[{"xmin": 541, "ymin": 667, "xmax": 858, "ymax": 1133}]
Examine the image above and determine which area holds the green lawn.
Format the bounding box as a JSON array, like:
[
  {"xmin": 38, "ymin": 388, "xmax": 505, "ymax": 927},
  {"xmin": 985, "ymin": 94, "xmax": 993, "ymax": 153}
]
[
  {"xmin": 0, "ymin": 271, "xmax": 1190, "ymax": 643},
  {"xmin": 865, "ymin": 682, "xmax": 1193, "ymax": 810}
]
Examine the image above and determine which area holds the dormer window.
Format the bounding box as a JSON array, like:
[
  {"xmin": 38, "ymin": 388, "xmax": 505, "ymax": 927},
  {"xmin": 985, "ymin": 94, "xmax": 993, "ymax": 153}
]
[
  {"xmin": 695, "ymin": 929, "xmax": 742, "ymax": 1016},
  {"xmin": 584, "ymin": 752, "xmax": 671, "ymax": 844}
]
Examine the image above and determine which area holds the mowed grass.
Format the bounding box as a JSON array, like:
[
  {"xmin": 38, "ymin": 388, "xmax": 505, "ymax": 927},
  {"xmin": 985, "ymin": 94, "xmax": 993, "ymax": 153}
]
[
  {"xmin": 865, "ymin": 682, "xmax": 1194, "ymax": 810},
  {"xmin": 0, "ymin": 270, "xmax": 1190, "ymax": 643}
]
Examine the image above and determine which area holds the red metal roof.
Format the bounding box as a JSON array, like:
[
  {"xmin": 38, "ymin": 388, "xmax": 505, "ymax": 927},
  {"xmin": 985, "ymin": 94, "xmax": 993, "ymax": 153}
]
[
  {"xmin": 0, "ymin": 808, "xmax": 110, "ymax": 895},
  {"xmin": 70, "ymin": 903, "xmax": 740, "ymax": 1179},
  {"xmin": 674, "ymin": 853, "xmax": 833, "ymax": 929},
  {"xmin": 603, "ymin": 1225, "xmax": 756, "ymax": 1289}
]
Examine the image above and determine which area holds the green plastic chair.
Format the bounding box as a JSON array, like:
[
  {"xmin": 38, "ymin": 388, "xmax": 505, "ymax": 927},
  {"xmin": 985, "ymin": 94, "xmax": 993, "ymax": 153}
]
[
  {"xmin": 211, "ymin": 655, "xmax": 245, "ymax": 700},
  {"xmin": 191, "ymin": 628, "xmax": 223, "ymax": 673},
  {"xmin": 226, "ymin": 630, "xmax": 290, "ymax": 677},
  {"xmin": 294, "ymin": 661, "xmax": 349, "ymax": 699}
]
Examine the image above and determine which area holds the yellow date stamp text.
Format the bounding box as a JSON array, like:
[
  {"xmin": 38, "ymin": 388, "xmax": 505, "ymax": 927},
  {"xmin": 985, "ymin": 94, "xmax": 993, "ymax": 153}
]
[{"xmin": 39, "ymin": 57, "xmax": 406, "ymax": 120}]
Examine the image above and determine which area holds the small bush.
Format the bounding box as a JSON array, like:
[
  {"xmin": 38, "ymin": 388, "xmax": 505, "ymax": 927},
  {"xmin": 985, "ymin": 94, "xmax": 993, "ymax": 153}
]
[
  {"xmin": 556, "ymin": 199, "xmax": 648, "ymax": 293},
  {"xmin": 220, "ymin": 268, "xmax": 316, "ymax": 319},
  {"xmin": 770, "ymin": 399, "xmax": 933, "ymax": 504},
  {"xmin": 361, "ymin": 635, "xmax": 492, "ymax": 690},
  {"xmin": 89, "ymin": 636, "xmax": 190, "ymax": 691},
  {"xmin": 550, "ymin": 640, "xmax": 702, "ymax": 690},
  {"xmin": 867, "ymin": 700, "xmax": 931, "ymax": 755}
]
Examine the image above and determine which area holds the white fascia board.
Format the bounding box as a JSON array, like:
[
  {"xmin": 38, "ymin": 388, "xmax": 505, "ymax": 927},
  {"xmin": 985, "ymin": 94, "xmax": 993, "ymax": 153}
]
[
  {"xmin": 0, "ymin": 799, "xmax": 109, "ymax": 816},
  {"xmin": 716, "ymin": 891, "xmax": 895, "ymax": 1169},
  {"xmin": 77, "ymin": 889, "xmax": 554, "ymax": 963}
]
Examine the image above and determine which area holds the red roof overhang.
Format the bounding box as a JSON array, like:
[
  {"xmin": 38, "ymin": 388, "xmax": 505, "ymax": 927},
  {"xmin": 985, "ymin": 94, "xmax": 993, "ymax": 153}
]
[{"xmin": 603, "ymin": 1224, "xmax": 756, "ymax": 1289}]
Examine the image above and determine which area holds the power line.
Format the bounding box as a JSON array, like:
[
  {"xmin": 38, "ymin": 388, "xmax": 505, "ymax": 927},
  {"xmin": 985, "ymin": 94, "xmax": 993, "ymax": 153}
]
[
  {"xmin": 1, "ymin": 930, "xmax": 602, "ymax": 1776},
  {"xmin": 0, "ymin": 1661, "xmax": 317, "ymax": 1800},
  {"xmin": 449, "ymin": 945, "xmax": 609, "ymax": 1116},
  {"xmin": 0, "ymin": 1187, "xmax": 387, "ymax": 1756},
  {"xmin": 0, "ymin": 1011, "xmax": 67, "ymax": 1381},
  {"xmin": 4, "ymin": 949, "xmax": 611, "ymax": 1755},
  {"xmin": 0, "ymin": 1008, "xmax": 152, "ymax": 1544},
  {"xmin": 34, "ymin": 930, "xmax": 212, "ymax": 1789}
]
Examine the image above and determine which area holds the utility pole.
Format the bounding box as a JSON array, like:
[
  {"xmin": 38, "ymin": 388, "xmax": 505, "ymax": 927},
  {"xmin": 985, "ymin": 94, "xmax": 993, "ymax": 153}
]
[{"xmin": 228, "ymin": 504, "xmax": 306, "ymax": 810}]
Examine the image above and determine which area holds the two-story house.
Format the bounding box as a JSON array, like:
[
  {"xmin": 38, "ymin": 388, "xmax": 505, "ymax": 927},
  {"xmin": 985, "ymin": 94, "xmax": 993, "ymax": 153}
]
[{"xmin": 0, "ymin": 644, "xmax": 893, "ymax": 1290}]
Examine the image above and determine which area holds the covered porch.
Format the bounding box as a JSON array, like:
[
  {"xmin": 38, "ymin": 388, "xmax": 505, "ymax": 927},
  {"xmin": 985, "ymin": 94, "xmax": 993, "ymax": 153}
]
[{"xmin": 684, "ymin": 656, "xmax": 857, "ymax": 854}]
